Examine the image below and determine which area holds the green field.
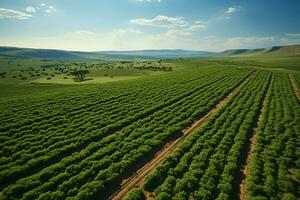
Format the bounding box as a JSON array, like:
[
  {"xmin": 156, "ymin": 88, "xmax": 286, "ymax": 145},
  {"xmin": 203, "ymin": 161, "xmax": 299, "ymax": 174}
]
[
  {"xmin": 0, "ymin": 57, "xmax": 173, "ymax": 98},
  {"xmin": 0, "ymin": 45, "xmax": 300, "ymax": 200}
]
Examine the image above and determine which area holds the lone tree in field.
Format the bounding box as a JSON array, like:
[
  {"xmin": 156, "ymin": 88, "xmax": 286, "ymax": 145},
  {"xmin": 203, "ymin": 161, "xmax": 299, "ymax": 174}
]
[{"xmin": 72, "ymin": 69, "xmax": 89, "ymax": 81}]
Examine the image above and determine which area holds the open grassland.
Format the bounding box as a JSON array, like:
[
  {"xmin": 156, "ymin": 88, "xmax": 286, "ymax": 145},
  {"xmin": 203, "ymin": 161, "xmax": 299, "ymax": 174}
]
[
  {"xmin": 214, "ymin": 56, "xmax": 300, "ymax": 71},
  {"xmin": 0, "ymin": 57, "xmax": 299, "ymax": 200},
  {"xmin": 215, "ymin": 44, "xmax": 300, "ymax": 71},
  {"xmin": 0, "ymin": 59, "xmax": 173, "ymax": 98},
  {"xmin": 176, "ymin": 45, "xmax": 299, "ymax": 72}
]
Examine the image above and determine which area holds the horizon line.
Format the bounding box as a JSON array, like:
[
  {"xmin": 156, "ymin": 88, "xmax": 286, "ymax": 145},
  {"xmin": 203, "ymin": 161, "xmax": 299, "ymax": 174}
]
[{"xmin": 0, "ymin": 44, "xmax": 299, "ymax": 53}]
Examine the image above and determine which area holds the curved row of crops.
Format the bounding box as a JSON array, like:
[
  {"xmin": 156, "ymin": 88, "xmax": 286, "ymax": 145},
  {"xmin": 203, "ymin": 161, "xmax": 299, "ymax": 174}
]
[
  {"xmin": 245, "ymin": 73, "xmax": 300, "ymax": 200},
  {"xmin": 0, "ymin": 66, "xmax": 250, "ymax": 200},
  {"xmin": 142, "ymin": 71, "xmax": 271, "ymax": 200}
]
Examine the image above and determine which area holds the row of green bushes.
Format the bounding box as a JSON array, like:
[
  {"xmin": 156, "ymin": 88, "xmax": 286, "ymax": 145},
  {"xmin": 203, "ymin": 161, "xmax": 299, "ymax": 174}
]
[
  {"xmin": 1, "ymin": 68, "xmax": 249, "ymax": 199},
  {"xmin": 142, "ymin": 72, "xmax": 272, "ymax": 200},
  {"xmin": 246, "ymin": 73, "xmax": 300, "ymax": 200}
]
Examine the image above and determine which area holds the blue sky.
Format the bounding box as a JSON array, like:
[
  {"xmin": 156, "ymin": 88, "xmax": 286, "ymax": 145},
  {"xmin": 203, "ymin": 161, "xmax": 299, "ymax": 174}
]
[{"xmin": 0, "ymin": 0, "xmax": 299, "ymax": 51}]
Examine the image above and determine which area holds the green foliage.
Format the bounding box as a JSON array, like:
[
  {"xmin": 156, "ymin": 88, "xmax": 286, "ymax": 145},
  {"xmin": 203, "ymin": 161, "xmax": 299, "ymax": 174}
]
[
  {"xmin": 1, "ymin": 58, "xmax": 298, "ymax": 200},
  {"xmin": 71, "ymin": 69, "xmax": 89, "ymax": 81},
  {"xmin": 246, "ymin": 73, "xmax": 300, "ymax": 199},
  {"xmin": 143, "ymin": 72, "xmax": 290, "ymax": 199},
  {"xmin": 124, "ymin": 187, "xmax": 145, "ymax": 200},
  {"xmin": 0, "ymin": 65, "xmax": 250, "ymax": 199}
]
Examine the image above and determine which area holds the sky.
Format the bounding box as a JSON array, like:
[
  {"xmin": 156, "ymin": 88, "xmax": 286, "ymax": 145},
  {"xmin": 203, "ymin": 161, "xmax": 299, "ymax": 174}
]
[{"xmin": 0, "ymin": 0, "xmax": 299, "ymax": 51}]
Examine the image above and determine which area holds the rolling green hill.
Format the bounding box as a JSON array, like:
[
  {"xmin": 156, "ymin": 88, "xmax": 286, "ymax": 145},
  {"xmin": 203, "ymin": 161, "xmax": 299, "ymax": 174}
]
[
  {"xmin": 1, "ymin": 44, "xmax": 299, "ymax": 61},
  {"xmin": 0, "ymin": 47, "xmax": 151, "ymax": 61},
  {"xmin": 209, "ymin": 44, "xmax": 300, "ymax": 71},
  {"xmin": 0, "ymin": 47, "xmax": 217, "ymax": 60},
  {"xmin": 220, "ymin": 44, "xmax": 300, "ymax": 57},
  {"xmin": 1, "ymin": 44, "xmax": 299, "ymax": 71}
]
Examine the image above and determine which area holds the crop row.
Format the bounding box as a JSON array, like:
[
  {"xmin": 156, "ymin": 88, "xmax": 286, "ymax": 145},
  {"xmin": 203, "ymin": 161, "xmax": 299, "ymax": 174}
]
[
  {"xmin": 245, "ymin": 73, "xmax": 300, "ymax": 199},
  {"xmin": 142, "ymin": 71, "xmax": 271, "ymax": 200},
  {"xmin": 0, "ymin": 67, "xmax": 224, "ymax": 142},
  {"xmin": 1, "ymin": 69, "xmax": 250, "ymax": 199},
  {"xmin": 0, "ymin": 68, "xmax": 246, "ymax": 188},
  {"xmin": 1, "ymin": 75, "xmax": 212, "ymax": 157},
  {"xmin": 0, "ymin": 70, "xmax": 210, "ymax": 129},
  {"xmin": 293, "ymin": 73, "xmax": 300, "ymax": 89},
  {"xmin": 0, "ymin": 67, "xmax": 212, "ymax": 127}
]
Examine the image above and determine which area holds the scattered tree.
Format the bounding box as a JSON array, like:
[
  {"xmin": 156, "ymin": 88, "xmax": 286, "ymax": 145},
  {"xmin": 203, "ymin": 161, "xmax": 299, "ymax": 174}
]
[{"xmin": 72, "ymin": 70, "xmax": 89, "ymax": 81}]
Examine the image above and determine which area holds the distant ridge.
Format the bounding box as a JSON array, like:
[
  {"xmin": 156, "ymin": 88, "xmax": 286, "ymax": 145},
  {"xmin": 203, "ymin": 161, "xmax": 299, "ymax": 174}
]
[
  {"xmin": 95, "ymin": 49, "xmax": 218, "ymax": 58},
  {"xmin": 0, "ymin": 44, "xmax": 299, "ymax": 60},
  {"xmin": 0, "ymin": 46, "xmax": 217, "ymax": 60},
  {"xmin": 219, "ymin": 44, "xmax": 300, "ymax": 57}
]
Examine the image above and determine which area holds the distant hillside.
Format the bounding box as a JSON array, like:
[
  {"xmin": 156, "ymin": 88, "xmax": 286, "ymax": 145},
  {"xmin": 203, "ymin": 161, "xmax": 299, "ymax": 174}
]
[
  {"xmin": 219, "ymin": 44, "xmax": 300, "ymax": 57},
  {"xmin": 212, "ymin": 44, "xmax": 300, "ymax": 71},
  {"xmin": 0, "ymin": 47, "xmax": 217, "ymax": 61},
  {"xmin": 96, "ymin": 49, "xmax": 218, "ymax": 58},
  {"xmin": 0, "ymin": 45, "xmax": 299, "ymax": 61},
  {"xmin": 0, "ymin": 47, "xmax": 80, "ymax": 59},
  {"xmin": 0, "ymin": 47, "xmax": 148, "ymax": 61}
]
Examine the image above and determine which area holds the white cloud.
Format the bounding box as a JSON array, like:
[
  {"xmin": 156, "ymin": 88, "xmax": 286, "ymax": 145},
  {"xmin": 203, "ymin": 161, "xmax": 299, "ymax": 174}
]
[
  {"xmin": 45, "ymin": 5, "xmax": 57, "ymax": 13},
  {"xmin": 130, "ymin": 15, "xmax": 187, "ymax": 28},
  {"xmin": 39, "ymin": 3, "xmax": 56, "ymax": 14},
  {"xmin": 189, "ymin": 21, "xmax": 207, "ymax": 31},
  {"xmin": 129, "ymin": 15, "xmax": 208, "ymax": 38},
  {"xmin": 226, "ymin": 6, "xmax": 243, "ymax": 14},
  {"xmin": 219, "ymin": 5, "xmax": 244, "ymax": 20},
  {"xmin": 25, "ymin": 6, "xmax": 36, "ymax": 13},
  {"xmin": 194, "ymin": 21, "xmax": 206, "ymax": 25},
  {"xmin": 0, "ymin": 8, "xmax": 32, "ymax": 20},
  {"xmin": 286, "ymin": 33, "xmax": 300, "ymax": 37},
  {"xmin": 165, "ymin": 20, "xmax": 207, "ymax": 39}
]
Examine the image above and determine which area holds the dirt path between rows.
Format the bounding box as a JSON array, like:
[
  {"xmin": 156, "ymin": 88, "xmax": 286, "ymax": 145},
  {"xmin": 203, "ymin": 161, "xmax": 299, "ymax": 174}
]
[
  {"xmin": 109, "ymin": 71, "xmax": 256, "ymax": 200},
  {"xmin": 239, "ymin": 74, "xmax": 272, "ymax": 200},
  {"xmin": 288, "ymin": 74, "xmax": 300, "ymax": 103},
  {"xmin": 239, "ymin": 127, "xmax": 258, "ymax": 200}
]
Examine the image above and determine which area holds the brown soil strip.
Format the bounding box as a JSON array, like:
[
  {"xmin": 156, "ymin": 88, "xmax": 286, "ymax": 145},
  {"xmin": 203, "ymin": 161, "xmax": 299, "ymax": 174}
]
[
  {"xmin": 288, "ymin": 74, "xmax": 300, "ymax": 103},
  {"xmin": 239, "ymin": 127, "xmax": 258, "ymax": 200},
  {"xmin": 109, "ymin": 71, "xmax": 256, "ymax": 200}
]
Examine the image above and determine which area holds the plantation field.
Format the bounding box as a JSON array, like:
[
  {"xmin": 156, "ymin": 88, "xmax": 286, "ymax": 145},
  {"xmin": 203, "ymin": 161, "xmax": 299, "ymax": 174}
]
[
  {"xmin": 123, "ymin": 68, "xmax": 300, "ymax": 200},
  {"xmin": 0, "ymin": 57, "xmax": 299, "ymax": 200}
]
